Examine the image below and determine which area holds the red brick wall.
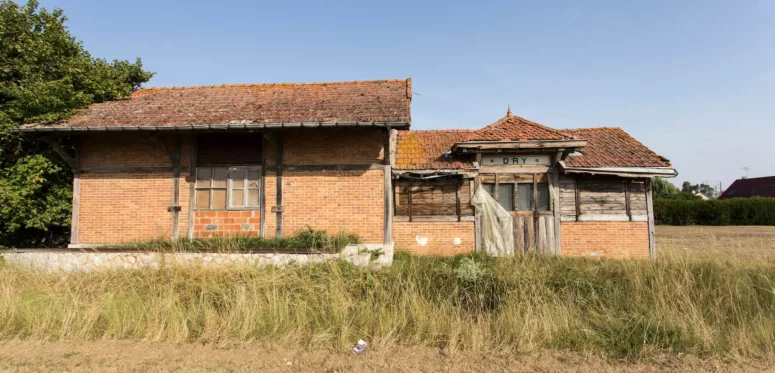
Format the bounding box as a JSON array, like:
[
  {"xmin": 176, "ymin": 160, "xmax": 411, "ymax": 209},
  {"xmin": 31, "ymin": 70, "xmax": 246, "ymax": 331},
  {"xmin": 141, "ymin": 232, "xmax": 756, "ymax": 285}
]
[
  {"xmin": 393, "ymin": 221, "xmax": 475, "ymax": 256},
  {"xmin": 561, "ymin": 221, "xmax": 650, "ymax": 259},
  {"xmin": 75, "ymin": 129, "xmax": 388, "ymax": 245},
  {"xmin": 283, "ymin": 128, "xmax": 384, "ymax": 164},
  {"xmin": 77, "ymin": 134, "xmax": 190, "ymax": 244},
  {"xmin": 193, "ymin": 211, "xmax": 261, "ymax": 238},
  {"xmin": 281, "ymin": 169, "xmax": 385, "ymax": 243}
]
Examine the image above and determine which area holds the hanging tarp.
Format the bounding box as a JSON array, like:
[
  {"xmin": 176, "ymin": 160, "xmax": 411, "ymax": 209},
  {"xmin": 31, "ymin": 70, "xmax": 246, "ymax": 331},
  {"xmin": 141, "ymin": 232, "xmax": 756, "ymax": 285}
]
[{"xmin": 471, "ymin": 186, "xmax": 515, "ymax": 256}]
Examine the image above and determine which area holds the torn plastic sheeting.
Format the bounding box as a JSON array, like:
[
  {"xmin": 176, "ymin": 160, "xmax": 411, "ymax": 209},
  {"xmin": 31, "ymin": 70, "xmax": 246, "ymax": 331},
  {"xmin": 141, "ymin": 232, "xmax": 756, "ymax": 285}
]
[{"xmin": 471, "ymin": 186, "xmax": 515, "ymax": 256}]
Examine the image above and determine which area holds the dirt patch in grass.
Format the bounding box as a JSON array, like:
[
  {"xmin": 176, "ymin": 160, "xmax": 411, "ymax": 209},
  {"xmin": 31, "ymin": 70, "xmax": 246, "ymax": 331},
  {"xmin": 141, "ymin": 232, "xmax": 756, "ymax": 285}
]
[{"xmin": 0, "ymin": 340, "xmax": 771, "ymax": 373}]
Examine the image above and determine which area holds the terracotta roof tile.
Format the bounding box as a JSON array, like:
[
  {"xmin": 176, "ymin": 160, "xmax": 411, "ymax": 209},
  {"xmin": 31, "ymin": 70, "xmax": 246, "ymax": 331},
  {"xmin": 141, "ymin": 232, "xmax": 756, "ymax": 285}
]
[
  {"xmin": 395, "ymin": 130, "xmax": 477, "ymax": 170},
  {"xmin": 395, "ymin": 114, "xmax": 672, "ymax": 170},
  {"xmin": 562, "ymin": 127, "xmax": 672, "ymax": 168},
  {"xmin": 32, "ymin": 79, "xmax": 411, "ymax": 128},
  {"xmin": 472, "ymin": 113, "xmax": 575, "ymax": 141}
]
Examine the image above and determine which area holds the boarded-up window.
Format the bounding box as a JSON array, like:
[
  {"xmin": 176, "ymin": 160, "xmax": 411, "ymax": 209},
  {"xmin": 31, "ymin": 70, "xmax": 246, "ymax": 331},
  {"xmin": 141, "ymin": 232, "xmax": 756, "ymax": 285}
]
[
  {"xmin": 395, "ymin": 178, "xmax": 473, "ymax": 218},
  {"xmin": 559, "ymin": 177, "xmax": 648, "ymax": 220},
  {"xmin": 578, "ymin": 181, "xmax": 627, "ymax": 215},
  {"xmin": 197, "ymin": 133, "xmax": 262, "ymax": 166}
]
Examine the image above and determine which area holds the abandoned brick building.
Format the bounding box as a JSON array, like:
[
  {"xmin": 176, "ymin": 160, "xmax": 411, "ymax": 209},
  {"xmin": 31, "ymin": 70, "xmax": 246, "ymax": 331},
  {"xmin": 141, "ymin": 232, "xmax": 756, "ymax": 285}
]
[{"xmin": 20, "ymin": 78, "xmax": 676, "ymax": 258}]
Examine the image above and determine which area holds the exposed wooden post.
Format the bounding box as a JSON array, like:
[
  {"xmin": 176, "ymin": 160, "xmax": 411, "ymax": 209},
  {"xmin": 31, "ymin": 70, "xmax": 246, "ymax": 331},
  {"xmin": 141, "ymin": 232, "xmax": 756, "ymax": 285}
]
[
  {"xmin": 574, "ymin": 175, "xmax": 581, "ymax": 221},
  {"xmin": 70, "ymin": 173, "xmax": 80, "ymax": 245},
  {"xmin": 260, "ymin": 133, "xmax": 268, "ymax": 238},
  {"xmin": 646, "ymin": 178, "xmax": 657, "ymax": 260},
  {"xmin": 455, "ymin": 183, "xmax": 462, "ymax": 222},
  {"xmin": 68, "ymin": 138, "xmax": 81, "ymax": 246},
  {"xmin": 384, "ymin": 165, "xmax": 393, "ymax": 245},
  {"xmin": 494, "ymin": 173, "xmax": 500, "ymax": 200},
  {"xmin": 533, "ymin": 173, "xmax": 539, "ymax": 251},
  {"xmin": 383, "ymin": 128, "xmax": 393, "ymax": 245},
  {"xmin": 551, "ymin": 166, "xmax": 562, "ymax": 255},
  {"xmin": 275, "ymin": 132, "xmax": 284, "ymax": 239},
  {"xmin": 187, "ymin": 135, "xmax": 197, "ymax": 240},
  {"xmin": 624, "ymin": 180, "xmax": 632, "ymax": 221},
  {"xmin": 171, "ymin": 137, "xmax": 181, "ymax": 241},
  {"xmin": 407, "ymin": 191, "xmax": 413, "ymax": 222},
  {"xmin": 473, "ymin": 178, "xmax": 482, "ymax": 253}
]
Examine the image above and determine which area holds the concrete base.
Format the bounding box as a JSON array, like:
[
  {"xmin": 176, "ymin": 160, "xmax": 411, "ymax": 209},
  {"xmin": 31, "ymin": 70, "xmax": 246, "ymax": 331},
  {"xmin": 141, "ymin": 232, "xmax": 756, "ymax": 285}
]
[{"xmin": 0, "ymin": 243, "xmax": 394, "ymax": 273}]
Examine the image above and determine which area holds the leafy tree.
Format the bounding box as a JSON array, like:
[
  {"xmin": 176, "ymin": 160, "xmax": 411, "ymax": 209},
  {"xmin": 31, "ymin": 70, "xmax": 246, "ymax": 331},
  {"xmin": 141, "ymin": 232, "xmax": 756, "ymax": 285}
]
[
  {"xmin": 0, "ymin": 0, "xmax": 153, "ymax": 247},
  {"xmin": 680, "ymin": 181, "xmax": 716, "ymax": 198},
  {"xmin": 652, "ymin": 177, "xmax": 680, "ymax": 198}
]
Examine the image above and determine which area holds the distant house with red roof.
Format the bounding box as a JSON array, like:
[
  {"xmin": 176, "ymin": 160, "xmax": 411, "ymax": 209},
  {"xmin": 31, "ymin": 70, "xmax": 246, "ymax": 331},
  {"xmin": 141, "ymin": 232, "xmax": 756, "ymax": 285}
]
[
  {"xmin": 719, "ymin": 176, "xmax": 775, "ymax": 199},
  {"xmin": 20, "ymin": 79, "xmax": 676, "ymax": 259}
]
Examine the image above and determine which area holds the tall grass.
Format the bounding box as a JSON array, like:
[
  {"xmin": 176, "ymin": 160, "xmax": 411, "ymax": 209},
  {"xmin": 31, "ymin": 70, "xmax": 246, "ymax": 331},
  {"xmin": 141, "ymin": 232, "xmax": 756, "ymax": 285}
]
[{"xmin": 0, "ymin": 252, "xmax": 774, "ymax": 360}]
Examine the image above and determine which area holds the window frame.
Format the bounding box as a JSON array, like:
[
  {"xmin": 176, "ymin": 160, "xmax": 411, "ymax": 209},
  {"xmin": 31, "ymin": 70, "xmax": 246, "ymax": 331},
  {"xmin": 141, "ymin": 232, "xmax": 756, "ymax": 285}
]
[
  {"xmin": 195, "ymin": 165, "xmax": 261, "ymax": 211},
  {"xmin": 227, "ymin": 166, "xmax": 262, "ymax": 210}
]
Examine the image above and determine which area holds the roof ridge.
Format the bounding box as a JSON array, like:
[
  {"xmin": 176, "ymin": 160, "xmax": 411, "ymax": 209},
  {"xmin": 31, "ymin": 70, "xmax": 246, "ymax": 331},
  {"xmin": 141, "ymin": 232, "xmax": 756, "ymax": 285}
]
[
  {"xmin": 477, "ymin": 114, "xmax": 575, "ymax": 139},
  {"xmin": 561, "ymin": 126, "xmax": 623, "ymax": 131},
  {"xmin": 401, "ymin": 129, "xmax": 477, "ymax": 133},
  {"xmin": 136, "ymin": 78, "xmax": 409, "ymax": 92}
]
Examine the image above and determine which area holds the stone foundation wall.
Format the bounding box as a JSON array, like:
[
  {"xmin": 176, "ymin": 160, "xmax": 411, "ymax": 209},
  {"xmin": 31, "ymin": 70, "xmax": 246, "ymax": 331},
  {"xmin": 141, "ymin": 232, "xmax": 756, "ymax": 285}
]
[{"xmin": 0, "ymin": 244, "xmax": 393, "ymax": 273}]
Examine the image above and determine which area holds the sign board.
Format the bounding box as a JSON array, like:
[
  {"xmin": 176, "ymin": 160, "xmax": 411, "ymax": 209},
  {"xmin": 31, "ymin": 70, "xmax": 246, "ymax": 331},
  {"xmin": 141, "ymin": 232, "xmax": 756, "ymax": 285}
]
[{"xmin": 482, "ymin": 154, "xmax": 551, "ymax": 167}]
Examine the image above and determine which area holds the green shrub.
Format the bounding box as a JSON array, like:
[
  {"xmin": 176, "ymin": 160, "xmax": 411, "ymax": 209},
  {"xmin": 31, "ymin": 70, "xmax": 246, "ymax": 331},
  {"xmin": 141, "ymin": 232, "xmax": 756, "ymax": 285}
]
[
  {"xmin": 109, "ymin": 228, "xmax": 360, "ymax": 253},
  {"xmin": 655, "ymin": 197, "xmax": 775, "ymax": 225}
]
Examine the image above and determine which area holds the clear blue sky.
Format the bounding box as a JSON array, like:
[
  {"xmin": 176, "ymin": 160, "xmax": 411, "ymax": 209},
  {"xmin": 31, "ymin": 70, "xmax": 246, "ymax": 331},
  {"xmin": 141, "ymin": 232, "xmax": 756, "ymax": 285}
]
[{"xmin": 37, "ymin": 0, "xmax": 775, "ymax": 191}]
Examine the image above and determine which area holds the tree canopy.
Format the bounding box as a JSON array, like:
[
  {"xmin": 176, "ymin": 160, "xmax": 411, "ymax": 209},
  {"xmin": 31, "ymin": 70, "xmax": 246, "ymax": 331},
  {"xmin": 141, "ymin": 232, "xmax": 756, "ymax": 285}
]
[{"xmin": 0, "ymin": 0, "xmax": 153, "ymax": 247}]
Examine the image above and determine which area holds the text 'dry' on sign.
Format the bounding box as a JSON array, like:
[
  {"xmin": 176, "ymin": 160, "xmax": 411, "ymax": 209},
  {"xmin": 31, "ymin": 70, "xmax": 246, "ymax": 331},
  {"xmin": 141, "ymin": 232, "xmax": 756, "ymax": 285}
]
[{"xmin": 482, "ymin": 154, "xmax": 551, "ymax": 166}]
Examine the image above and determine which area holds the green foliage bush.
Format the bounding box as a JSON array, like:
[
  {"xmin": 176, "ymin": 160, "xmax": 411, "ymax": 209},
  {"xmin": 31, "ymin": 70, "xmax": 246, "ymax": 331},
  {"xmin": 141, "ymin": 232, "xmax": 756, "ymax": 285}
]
[
  {"xmin": 114, "ymin": 228, "xmax": 360, "ymax": 254},
  {"xmin": 0, "ymin": 1, "xmax": 153, "ymax": 247},
  {"xmin": 655, "ymin": 197, "xmax": 775, "ymax": 225}
]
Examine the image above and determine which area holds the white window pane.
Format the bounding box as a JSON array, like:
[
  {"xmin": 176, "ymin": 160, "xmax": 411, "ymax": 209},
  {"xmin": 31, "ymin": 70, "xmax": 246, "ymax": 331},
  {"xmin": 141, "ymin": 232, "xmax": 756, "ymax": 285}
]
[
  {"xmin": 196, "ymin": 167, "xmax": 211, "ymax": 188},
  {"xmin": 196, "ymin": 189, "xmax": 210, "ymax": 209},
  {"xmin": 517, "ymin": 183, "xmax": 534, "ymax": 211},
  {"xmin": 498, "ymin": 184, "xmax": 514, "ymax": 211},
  {"xmin": 247, "ymin": 170, "xmax": 260, "ymax": 188},
  {"xmin": 212, "ymin": 189, "xmax": 227, "ymax": 210},
  {"xmin": 537, "ymin": 183, "xmax": 550, "ymax": 211},
  {"xmin": 231, "ymin": 170, "xmax": 246, "ymax": 189},
  {"xmin": 248, "ymin": 189, "xmax": 259, "ymax": 207},
  {"xmin": 212, "ymin": 167, "xmax": 228, "ymax": 188},
  {"xmin": 231, "ymin": 189, "xmax": 244, "ymax": 207}
]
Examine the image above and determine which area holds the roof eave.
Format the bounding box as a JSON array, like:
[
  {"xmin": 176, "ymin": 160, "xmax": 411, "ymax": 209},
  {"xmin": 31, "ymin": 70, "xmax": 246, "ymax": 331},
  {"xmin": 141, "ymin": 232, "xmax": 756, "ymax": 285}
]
[
  {"xmin": 559, "ymin": 163, "xmax": 678, "ymax": 178},
  {"xmin": 16, "ymin": 121, "xmax": 411, "ymax": 133}
]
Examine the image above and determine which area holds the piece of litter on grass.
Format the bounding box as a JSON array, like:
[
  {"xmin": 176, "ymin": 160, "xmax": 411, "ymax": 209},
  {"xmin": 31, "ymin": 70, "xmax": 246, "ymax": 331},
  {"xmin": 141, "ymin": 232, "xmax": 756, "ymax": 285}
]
[
  {"xmin": 287, "ymin": 361, "xmax": 293, "ymax": 367},
  {"xmin": 352, "ymin": 339, "xmax": 368, "ymax": 355}
]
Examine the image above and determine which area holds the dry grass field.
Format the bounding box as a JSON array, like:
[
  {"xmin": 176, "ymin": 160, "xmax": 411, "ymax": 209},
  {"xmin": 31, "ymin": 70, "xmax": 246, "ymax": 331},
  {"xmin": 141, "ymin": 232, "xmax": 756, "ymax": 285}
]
[
  {"xmin": 1, "ymin": 226, "xmax": 775, "ymax": 372},
  {"xmin": 658, "ymin": 226, "xmax": 775, "ymax": 264}
]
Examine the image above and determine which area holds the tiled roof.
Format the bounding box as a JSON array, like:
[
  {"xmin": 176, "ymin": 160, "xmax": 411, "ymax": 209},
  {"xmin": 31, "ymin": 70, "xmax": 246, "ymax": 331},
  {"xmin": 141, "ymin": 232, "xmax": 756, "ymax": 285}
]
[
  {"xmin": 471, "ymin": 112, "xmax": 575, "ymax": 141},
  {"xmin": 395, "ymin": 130, "xmax": 477, "ymax": 170},
  {"xmin": 25, "ymin": 79, "xmax": 411, "ymax": 129},
  {"xmin": 395, "ymin": 113, "xmax": 672, "ymax": 170},
  {"xmin": 561, "ymin": 127, "xmax": 672, "ymax": 168},
  {"xmin": 719, "ymin": 176, "xmax": 775, "ymax": 199}
]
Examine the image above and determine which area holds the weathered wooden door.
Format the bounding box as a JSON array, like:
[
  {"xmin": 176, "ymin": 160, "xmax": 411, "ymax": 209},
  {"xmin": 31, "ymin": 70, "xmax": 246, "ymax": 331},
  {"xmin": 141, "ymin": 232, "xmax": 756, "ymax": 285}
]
[
  {"xmin": 513, "ymin": 211, "xmax": 555, "ymax": 254},
  {"xmin": 481, "ymin": 173, "xmax": 556, "ymax": 254}
]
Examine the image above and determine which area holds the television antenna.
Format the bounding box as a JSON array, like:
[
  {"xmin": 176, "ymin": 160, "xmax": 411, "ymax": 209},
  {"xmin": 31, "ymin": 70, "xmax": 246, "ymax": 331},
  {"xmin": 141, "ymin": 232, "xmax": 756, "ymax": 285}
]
[{"xmin": 741, "ymin": 166, "xmax": 751, "ymax": 179}]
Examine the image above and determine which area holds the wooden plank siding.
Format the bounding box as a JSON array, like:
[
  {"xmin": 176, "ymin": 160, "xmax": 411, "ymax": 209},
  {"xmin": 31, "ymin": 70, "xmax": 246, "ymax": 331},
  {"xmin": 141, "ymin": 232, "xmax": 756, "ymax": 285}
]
[
  {"xmin": 394, "ymin": 179, "xmax": 474, "ymax": 218},
  {"xmin": 559, "ymin": 176, "xmax": 649, "ymax": 222}
]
